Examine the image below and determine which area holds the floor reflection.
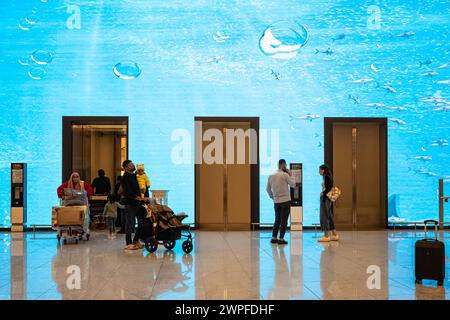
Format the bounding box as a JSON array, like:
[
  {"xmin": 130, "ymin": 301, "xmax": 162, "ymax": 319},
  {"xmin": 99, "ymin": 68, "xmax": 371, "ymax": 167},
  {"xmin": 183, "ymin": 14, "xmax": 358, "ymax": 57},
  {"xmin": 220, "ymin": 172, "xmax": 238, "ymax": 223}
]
[
  {"xmin": 10, "ymin": 233, "xmax": 26, "ymax": 300},
  {"xmin": 0, "ymin": 230, "xmax": 449, "ymax": 300}
]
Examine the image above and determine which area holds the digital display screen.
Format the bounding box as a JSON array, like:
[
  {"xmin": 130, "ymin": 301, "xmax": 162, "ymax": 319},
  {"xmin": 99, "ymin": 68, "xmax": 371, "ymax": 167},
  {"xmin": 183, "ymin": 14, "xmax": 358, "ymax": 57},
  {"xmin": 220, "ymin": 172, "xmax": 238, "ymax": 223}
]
[{"xmin": 0, "ymin": 0, "xmax": 448, "ymax": 226}]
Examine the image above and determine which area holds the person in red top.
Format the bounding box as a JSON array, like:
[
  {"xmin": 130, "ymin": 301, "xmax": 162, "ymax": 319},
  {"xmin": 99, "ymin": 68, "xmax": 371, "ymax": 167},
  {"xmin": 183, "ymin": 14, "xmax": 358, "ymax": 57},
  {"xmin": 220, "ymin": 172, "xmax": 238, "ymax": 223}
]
[
  {"xmin": 57, "ymin": 172, "xmax": 93, "ymax": 199},
  {"xmin": 57, "ymin": 172, "xmax": 93, "ymax": 235}
]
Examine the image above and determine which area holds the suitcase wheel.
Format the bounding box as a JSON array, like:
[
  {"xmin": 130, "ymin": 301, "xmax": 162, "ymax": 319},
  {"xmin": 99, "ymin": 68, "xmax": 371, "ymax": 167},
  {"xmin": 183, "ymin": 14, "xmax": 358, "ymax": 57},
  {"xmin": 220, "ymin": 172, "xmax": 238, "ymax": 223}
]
[
  {"xmin": 437, "ymin": 280, "xmax": 443, "ymax": 286},
  {"xmin": 415, "ymin": 279, "xmax": 422, "ymax": 284}
]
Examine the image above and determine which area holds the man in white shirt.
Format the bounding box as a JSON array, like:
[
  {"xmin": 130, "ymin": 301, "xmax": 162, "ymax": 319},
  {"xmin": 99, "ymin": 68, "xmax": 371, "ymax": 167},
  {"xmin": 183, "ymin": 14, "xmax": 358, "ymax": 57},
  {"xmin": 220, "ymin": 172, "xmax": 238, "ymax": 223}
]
[{"xmin": 266, "ymin": 159, "xmax": 296, "ymax": 245}]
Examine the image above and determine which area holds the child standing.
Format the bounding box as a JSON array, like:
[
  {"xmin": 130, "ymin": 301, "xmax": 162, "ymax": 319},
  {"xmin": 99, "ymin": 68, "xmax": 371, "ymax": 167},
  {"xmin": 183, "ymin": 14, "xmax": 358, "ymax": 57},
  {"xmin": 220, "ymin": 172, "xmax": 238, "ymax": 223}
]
[
  {"xmin": 103, "ymin": 194, "xmax": 125, "ymax": 235},
  {"xmin": 136, "ymin": 164, "xmax": 151, "ymax": 198}
]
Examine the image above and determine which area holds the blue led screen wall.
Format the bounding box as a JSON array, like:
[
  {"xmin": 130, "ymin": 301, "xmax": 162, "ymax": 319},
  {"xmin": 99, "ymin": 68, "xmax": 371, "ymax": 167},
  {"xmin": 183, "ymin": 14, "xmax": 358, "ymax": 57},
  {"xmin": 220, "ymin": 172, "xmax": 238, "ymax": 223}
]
[{"xmin": 0, "ymin": 0, "xmax": 449, "ymax": 226}]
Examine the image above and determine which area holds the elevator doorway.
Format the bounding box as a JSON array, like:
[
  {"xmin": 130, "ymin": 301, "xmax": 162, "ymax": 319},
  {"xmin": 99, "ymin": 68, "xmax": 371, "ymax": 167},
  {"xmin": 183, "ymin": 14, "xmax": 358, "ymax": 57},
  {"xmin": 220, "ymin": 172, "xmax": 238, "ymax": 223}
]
[
  {"xmin": 194, "ymin": 117, "xmax": 260, "ymax": 230},
  {"xmin": 62, "ymin": 117, "xmax": 128, "ymax": 184},
  {"xmin": 324, "ymin": 118, "xmax": 387, "ymax": 230}
]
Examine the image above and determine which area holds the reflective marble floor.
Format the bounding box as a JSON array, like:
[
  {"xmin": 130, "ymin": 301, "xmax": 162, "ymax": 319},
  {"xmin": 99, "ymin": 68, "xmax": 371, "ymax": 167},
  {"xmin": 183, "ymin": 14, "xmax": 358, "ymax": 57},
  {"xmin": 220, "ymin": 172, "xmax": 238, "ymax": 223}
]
[{"xmin": 0, "ymin": 230, "xmax": 449, "ymax": 300}]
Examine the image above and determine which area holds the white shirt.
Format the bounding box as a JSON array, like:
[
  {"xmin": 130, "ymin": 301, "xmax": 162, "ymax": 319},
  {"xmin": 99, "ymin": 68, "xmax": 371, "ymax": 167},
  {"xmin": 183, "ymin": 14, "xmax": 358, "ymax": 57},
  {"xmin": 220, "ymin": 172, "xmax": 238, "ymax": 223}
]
[{"xmin": 266, "ymin": 169, "xmax": 296, "ymax": 203}]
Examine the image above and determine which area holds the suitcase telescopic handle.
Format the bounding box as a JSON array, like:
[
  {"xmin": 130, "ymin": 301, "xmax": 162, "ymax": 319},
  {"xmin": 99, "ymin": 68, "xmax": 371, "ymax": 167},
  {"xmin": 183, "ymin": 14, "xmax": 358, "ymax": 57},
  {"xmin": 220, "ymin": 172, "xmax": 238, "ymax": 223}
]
[{"xmin": 423, "ymin": 219, "xmax": 439, "ymax": 240}]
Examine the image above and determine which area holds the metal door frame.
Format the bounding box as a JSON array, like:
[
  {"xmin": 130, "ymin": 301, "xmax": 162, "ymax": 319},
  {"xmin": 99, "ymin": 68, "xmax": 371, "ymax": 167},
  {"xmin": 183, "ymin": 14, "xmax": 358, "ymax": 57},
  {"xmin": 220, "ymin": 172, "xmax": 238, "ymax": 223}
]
[
  {"xmin": 194, "ymin": 116, "xmax": 260, "ymax": 230},
  {"xmin": 62, "ymin": 116, "xmax": 129, "ymax": 183},
  {"xmin": 324, "ymin": 117, "xmax": 388, "ymax": 229}
]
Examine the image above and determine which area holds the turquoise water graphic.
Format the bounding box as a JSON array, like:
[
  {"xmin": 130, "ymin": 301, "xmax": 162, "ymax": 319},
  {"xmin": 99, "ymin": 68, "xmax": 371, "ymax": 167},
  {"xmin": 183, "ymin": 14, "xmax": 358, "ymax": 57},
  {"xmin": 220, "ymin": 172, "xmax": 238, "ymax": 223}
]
[{"xmin": 0, "ymin": 0, "xmax": 449, "ymax": 226}]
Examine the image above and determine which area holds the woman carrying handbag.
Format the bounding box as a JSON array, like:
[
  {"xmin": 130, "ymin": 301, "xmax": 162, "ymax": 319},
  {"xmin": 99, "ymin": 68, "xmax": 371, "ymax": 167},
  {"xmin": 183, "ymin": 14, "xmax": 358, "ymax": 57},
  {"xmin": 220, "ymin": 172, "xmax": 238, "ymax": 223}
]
[{"xmin": 318, "ymin": 164, "xmax": 340, "ymax": 242}]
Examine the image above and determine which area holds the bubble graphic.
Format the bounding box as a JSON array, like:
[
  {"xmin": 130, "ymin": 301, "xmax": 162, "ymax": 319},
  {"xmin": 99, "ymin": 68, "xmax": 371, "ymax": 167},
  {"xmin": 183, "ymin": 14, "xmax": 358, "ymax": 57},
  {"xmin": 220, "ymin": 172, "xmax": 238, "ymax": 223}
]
[
  {"xmin": 18, "ymin": 20, "xmax": 32, "ymax": 31},
  {"xmin": 113, "ymin": 61, "xmax": 141, "ymax": 80},
  {"xmin": 31, "ymin": 50, "xmax": 53, "ymax": 65},
  {"xmin": 28, "ymin": 67, "xmax": 47, "ymax": 80},
  {"xmin": 25, "ymin": 14, "xmax": 37, "ymax": 25},
  {"xmin": 18, "ymin": 55, "xmax": 32, "ymax": 66},
  {"xmin": 259, "ymin": 20, "xmax": 309, "ymax": 59}
]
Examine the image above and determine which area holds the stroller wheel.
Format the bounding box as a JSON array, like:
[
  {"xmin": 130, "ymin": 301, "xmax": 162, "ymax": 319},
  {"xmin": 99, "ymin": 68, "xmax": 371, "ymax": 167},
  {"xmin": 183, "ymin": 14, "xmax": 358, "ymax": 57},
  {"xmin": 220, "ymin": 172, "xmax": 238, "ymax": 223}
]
[
  {"xmin": 145, "ymin": 237, "xmax": 158, "ymax": 253},
  {"xmin": 163, "ymin": 240, "xmax": 176, "ymax": 250},
  {"xmin": 182, "ymin": 240, "xmax": 193, "ymax": 253}
]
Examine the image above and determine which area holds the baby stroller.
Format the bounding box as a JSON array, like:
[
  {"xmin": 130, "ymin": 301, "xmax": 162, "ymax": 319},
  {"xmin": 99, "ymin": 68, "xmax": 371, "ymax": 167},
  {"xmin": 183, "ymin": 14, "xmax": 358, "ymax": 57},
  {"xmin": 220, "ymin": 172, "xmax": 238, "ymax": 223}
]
[{"xmin": 140, "ymin": 203, "xmax": 193, "ymax": 254}]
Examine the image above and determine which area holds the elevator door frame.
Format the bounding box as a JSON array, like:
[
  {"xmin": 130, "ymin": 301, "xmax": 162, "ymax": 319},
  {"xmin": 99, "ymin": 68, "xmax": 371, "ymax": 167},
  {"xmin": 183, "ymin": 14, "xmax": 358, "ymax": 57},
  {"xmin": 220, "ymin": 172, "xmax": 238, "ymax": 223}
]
[
  {"xmin": 194, "ymin": 116, "xmax": 260, "ymax": 230},
  {"xmin": 324, "ymin": 117, "xmax": 388, "ymax": 230},
  {"xmin": 62, "ymin": 116, "xmax": 129, "ymax": 183}
]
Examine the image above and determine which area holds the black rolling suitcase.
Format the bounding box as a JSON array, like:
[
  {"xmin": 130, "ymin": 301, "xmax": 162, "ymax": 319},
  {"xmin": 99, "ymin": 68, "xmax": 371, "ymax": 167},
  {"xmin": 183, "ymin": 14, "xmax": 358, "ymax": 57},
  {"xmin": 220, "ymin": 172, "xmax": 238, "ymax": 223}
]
[{"xmin": 414, "ymin": 220, "xmax": 445, "ymax": 286}]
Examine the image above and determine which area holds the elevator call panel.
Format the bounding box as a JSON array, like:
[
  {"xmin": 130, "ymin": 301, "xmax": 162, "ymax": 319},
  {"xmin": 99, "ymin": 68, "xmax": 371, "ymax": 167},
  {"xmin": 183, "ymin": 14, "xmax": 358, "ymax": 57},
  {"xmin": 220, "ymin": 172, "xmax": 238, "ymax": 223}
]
[
  {"xmin": 11, "ymin": 163, "xmax": 27, "ymax": 207},
  {"xmin": 290, "ymin": 163, "xmax": 302, "ymax": 206}
]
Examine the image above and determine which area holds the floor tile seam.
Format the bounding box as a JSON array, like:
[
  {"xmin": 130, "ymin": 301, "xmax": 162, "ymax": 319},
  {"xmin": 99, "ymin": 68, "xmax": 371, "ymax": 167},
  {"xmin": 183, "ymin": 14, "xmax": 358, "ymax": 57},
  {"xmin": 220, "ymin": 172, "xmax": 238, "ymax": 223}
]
[
  {"xmin": 91, "ymin": 262, "xmax": 124, "ymax": 299},
  {"xmin": 147, "ymin": 253, "xmax": 166, "ymax": 298},
  {"xmin": 32, "ymin": 284, "xmax": 57, "ymax": 300},
  {"xmin": 301, "ymin": 283, "xmax": 322, "ymax": 300},
  {"xmin": 219, "ymin": 231, "xmax": 255, "ymax": 281}
]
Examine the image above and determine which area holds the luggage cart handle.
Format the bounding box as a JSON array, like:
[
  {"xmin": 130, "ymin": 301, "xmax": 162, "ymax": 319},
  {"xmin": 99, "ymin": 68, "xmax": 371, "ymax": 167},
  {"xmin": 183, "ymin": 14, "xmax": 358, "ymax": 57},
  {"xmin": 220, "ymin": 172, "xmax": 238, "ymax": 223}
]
[{"xmin": 423, "ymin": 220, "xmax": 439, "ymax": 240}]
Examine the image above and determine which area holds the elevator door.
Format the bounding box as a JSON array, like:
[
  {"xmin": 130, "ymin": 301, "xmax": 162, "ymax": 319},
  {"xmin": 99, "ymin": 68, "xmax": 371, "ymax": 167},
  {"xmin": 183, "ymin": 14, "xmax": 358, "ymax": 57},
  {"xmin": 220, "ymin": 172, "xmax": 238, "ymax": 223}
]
[
  {"xmin": 71, "ymin": 124, "xmax": 127, "ymax": 183},
  {"xmin": 332, "ymin": 122, "xmax": 387, "ymax": 229},
  {"xmin": 196, "ymin": 122, "xmax": 252, "ymax": 230},
  {"xmin": 63, "ymin": 117, "xmax": 128, "ymax": 185}
]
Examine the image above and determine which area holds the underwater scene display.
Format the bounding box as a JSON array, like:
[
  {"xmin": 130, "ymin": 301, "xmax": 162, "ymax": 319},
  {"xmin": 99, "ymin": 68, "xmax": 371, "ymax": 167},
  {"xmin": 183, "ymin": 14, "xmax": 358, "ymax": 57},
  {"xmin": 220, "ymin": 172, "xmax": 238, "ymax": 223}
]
[{"xmin": 0, "ymin": 0, "xmax": 449, "ymax": 226}]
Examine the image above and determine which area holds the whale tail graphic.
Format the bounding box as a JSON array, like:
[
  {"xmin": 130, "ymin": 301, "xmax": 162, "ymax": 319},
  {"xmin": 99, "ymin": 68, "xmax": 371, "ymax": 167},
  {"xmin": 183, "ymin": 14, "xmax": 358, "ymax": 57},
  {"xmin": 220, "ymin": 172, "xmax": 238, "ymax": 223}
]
[{"xmin": 388, "ymin": 194, "xmax": 400, "ymax": 218}]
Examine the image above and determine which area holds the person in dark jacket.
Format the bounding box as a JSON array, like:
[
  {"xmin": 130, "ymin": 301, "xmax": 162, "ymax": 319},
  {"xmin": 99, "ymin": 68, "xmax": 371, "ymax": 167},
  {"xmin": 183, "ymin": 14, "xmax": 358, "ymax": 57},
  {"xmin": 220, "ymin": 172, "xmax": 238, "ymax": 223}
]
[
  {"xmin": 318, "ymin": 164, "xmax": 339, "ymax": 242},
  {"xmin": 91, "ymin": 169, "xmax": 111, "ymax": 195},
  {"xmin": 121, "ymin": 160, "xmax": 148, "ymax": 250}
]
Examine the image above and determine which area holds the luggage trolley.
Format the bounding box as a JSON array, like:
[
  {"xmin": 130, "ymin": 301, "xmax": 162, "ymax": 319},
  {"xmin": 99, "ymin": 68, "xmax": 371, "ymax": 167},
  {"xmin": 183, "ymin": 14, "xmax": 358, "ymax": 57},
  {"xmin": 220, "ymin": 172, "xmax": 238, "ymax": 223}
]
[{"xmin": 52, "ymin": 206, "xmax": 90, "ymax": 244}]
